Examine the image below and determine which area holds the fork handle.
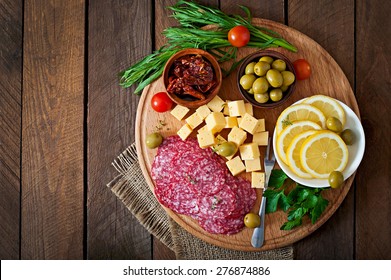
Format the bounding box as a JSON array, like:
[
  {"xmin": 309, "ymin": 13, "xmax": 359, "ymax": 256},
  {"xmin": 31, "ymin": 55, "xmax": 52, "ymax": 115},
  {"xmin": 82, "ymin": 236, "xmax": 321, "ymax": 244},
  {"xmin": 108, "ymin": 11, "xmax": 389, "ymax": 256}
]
[{"xmin": 251, "ymin": 196, "xmax": 267, "ymax": 248}]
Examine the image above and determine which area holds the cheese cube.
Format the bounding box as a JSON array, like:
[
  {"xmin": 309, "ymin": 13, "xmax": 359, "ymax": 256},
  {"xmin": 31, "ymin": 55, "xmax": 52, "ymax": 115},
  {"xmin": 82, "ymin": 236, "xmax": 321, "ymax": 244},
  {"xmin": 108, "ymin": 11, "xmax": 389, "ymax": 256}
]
[
  {"xmin": 224, "ymin": 117, "xmax": 238, "ymax": 128},
  {"xmin": 244, "ymin": 103, "xmax": 253, "ymax": 116},
  {"xmin": 185, "ymin": 112, "xmax": 203, "ymax": 129},
  {"xmin": 226, "ymin": 156, "xmax": 246, "ymax": 176},
  {"xmin": 253, "ymin": 131, "xmax": 269, "ymax": 146},
  {"xmin": 177, "ymin": 124, "xmax": 193, "ymax": 140},
  {"xmin": 228, "ymin": 126, "xmax": 247, "ymax": 147},
  {"xmin": 195, "ymin": 105, "xmax": 211, "ymax": 120},
  {"xmin": 197, "ymin": 124, "xmax": 209, "ymax": 134},
  {"xmin": 255, "ymin": 118, "xmax": 266, "ymax": 133},
  {"xmin": 245, "ymin": 158, "xmax": 262, "ymax": 172},
  {"xmin": 197, "ymin": 130, "xmax": 216, "ymax": 148},
  {"xmin": 228, "ymin": 100, "xmax": 246, "ymax": 117},
  {"xmin": 214, "ymin": 134, "xmax": 227, "ymax": 146},
  {"xmin": 251, "ymin": 172, "xmax": 265, "ymax": 188},
  {"xmin": 237, "ymin": 117, "xmax": 242, "ymax": 127},
  {"xmin": 170, "ymin": 104, "xmax": 190, "ymax": 121},
  {"xmin": 207, "ymin": 95, "xmax": 225, "ymax": 112},
  {"xmin": 205, "ymin": 112, "xmax": 226, "ymax": 134},
  {"xmin": 223, "ymin": 100, "xmax": 231, "ymax": 115},
  {"xmin": 239, "ymin": 143, "xmax": 260, "ymax": 160},
  {"xmin": 239, "ymin": 113, "xmax": 259, "ymax": 134}
]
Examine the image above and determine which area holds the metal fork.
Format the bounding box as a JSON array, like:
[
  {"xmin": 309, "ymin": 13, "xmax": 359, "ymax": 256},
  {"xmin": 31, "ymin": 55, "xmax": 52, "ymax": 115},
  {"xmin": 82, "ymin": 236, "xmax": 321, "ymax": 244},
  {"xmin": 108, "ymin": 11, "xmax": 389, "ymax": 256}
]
[{"xmin": 251, "ymin": 137, "xmax": 275, "ymax": 248}]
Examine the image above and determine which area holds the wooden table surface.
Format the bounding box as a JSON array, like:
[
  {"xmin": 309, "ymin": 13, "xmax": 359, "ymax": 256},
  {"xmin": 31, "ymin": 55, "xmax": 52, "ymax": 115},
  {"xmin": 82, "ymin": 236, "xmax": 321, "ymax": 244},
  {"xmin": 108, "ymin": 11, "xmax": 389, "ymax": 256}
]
[{"xmin": 1, "ymin": 0, "xmax": 390, "ymax": 260}]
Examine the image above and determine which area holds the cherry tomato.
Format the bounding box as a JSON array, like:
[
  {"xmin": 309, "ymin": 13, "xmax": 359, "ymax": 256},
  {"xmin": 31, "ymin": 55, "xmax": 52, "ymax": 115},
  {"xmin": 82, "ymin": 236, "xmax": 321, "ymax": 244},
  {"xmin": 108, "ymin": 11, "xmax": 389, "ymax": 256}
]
[
  {"xmin": 293, "ymin": 59, "xmax": 311, "ymax": 80},
  {"xmin": 228, "ymin": 25, "xmax": 250, "ymax": 47},
  {"xmin": 151, "ymin": 92, "xmax": 173, "ymax": 112}
]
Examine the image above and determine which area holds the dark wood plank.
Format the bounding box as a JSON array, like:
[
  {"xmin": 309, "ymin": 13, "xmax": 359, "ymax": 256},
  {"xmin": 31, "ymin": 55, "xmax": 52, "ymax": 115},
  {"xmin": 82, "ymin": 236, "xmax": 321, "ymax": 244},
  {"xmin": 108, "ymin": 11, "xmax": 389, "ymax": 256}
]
[
  {"xmin": 87, "ymin": 0, "xmax": 152, "ymax": 259},
  {"xmin": 21, "ymin": 0, "xmax": 85, "ymax": 259},
  {"xmin": 355, "ymin": 0, "xmax": 391, "ymax": 259},
  {"xmin": 288, "ymin": 0, "xmax": 355, "ymax": 259},
  {"xmin": 0, "ymin": 0, "xmax": 23, "ymax": 260}
]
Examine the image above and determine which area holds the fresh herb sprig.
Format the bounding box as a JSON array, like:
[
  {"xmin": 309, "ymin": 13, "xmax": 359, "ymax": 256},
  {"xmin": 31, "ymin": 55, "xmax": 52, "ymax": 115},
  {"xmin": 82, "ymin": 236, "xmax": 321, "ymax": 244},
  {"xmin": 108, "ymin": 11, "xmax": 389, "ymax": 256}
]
[{"xmin": 264, "ymin": 170, "xmax": 329, "ymax": 230}]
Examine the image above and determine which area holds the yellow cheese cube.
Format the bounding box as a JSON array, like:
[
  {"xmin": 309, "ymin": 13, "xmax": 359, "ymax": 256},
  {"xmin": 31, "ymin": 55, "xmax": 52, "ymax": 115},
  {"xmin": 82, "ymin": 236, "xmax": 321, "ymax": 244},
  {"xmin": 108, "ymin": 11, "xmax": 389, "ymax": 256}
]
[
  {"xmin": 251, "ymin": 172, "xmax": 265, "ymax": 188},
  {"xmin": 195, "ymin": 105, "xmax": 211, "ymax": 120},
  {"xmin": 244, "ymin": 103, "xmax": 254, "ymax": 116},
  {"xmin": 207, "ymin": 95, "xmax": 225, "ymax": 112},
  {"xmin": 253, "ymin": 131, "xmax": 269, "ymax": 146},
  {"xmin": 228, "ymin": 126, "xmax": 247, "ymax": 147},
  {"xmin": 239, "ymin": 143, "xmax": 260, "ymax": 160},
  {"xmin": 228, "ymin": 100, "xmax": 246, "ymax": 117},
  {"xmin": 205, "ymin": 112, "xmax": 226, "ymax": 134},
  {"xmin": 185, "ymin": 112, "xmax": 203, "ymax": 129},
  {"xmin": 197, "ymin": 124, "xmax": 209, "ymax": 134},
  {"xmin": 170, "ymin": 104, "xmax": 190, "ymax": 121},
  {"xmin": 197, "ymin": 130, "xmax": 216, "ymax": 148},
  {"xmin": 226, "ymin": 156, "xmax": 246, "ymax": 176},
  {"xmin": 236, "ymin": 117, "xmax": 242, "ymax": 127},
  {"xmin": 239, "ymin": 113, "xmax": 259, "ymax": 134},
  {"xmin": 177, "ymin": 124, "xmax": 193, "ymax": 140},
  {"xmin": 223, "ymin": 100, "xmax": 231, "ymax": 115},
  {"xmin": 245, "ymin": 158, "xmax": 262, "ymax": 172},
  {"xmin": 224, "ymin": 117, "xmax": 238, "ymax": 128},
  {"xmin": 255, "ymin": 118, "xmax": 266, "ymax": 133}
]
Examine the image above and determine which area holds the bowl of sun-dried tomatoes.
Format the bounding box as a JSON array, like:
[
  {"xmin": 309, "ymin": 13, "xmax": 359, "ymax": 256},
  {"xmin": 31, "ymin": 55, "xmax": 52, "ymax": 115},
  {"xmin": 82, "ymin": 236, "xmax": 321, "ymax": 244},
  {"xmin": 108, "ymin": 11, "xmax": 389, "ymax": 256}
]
[{"xmin": 163, "ymin": 48, "xmax": 222, "ymax": 108}]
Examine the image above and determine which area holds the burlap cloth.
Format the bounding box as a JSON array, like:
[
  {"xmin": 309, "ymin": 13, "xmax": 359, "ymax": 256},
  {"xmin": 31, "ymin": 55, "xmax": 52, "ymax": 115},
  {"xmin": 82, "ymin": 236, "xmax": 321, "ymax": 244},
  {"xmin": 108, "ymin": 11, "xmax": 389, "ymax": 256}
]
[{"xmin": 107, "ymin": 143, "xmax": 293, "ymax": 259}]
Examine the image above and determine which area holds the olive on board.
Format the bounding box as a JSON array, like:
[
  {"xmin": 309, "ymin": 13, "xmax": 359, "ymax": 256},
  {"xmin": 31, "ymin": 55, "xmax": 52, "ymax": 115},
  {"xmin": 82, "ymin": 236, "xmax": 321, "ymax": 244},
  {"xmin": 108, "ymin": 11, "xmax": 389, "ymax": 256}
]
[
  {"xmin": 146, "ymin": 132, "xmax": 163, "ymax": 149},
  {"xmin": 216, "ymin": 142, "xmax": 237, "ymax": 157},
  {"xmin": 328, "ymin": 171, "xmax": 344, "ymax": 189},
  {"xmin": 240, "ymin": 74, "xmax": 256, "ymax": 90},
  {"xmin": 326, "ymin": 117, "xmax": 343, "ymax": 133},
  {"xmin": 244, "ymin": 213, "xmax": 261, "ymax": 228}
]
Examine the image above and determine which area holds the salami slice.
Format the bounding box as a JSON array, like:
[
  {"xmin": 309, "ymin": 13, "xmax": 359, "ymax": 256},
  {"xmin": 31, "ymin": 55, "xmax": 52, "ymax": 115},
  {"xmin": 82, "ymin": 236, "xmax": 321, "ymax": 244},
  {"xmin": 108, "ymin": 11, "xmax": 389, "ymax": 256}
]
[{"xmin": 151, "ymin": 136, "xmax": 257, "ymax": 235}]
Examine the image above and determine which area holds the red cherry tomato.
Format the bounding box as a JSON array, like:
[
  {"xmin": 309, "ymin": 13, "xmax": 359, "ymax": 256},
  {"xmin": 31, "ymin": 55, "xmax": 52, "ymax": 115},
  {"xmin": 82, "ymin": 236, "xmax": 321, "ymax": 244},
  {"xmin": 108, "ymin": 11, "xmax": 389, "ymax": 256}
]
[
  {"xmin": 151, "ymin": 92, "xmax": 173, "ymax": 112},
  {"xmin": 293, "ymin": 59, "xmax": 311, "ymax": 80},
  {"xmin": 228, "ymin": 25, "xmax": 250, "ymax": 47}
]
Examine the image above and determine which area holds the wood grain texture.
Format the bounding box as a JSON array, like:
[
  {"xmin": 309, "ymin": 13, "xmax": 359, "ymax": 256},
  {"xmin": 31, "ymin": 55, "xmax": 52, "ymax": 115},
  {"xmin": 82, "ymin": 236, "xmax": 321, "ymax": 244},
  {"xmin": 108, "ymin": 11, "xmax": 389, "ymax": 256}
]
[
  {"xmin": 136, "ymin": 18, "xmax": 358, "ymax": 252},
  {"xmin": 87, "ymin": 0, "xmax": 152, "ymax": 259},
  {"xmin": 0, "ymin": 0, "xmax": 23, "ymax": 260},
  {"xmin": 355, "ymin": 0, "xmax": 391, "ymax": 259},
  {"xmin": 288, "ymin": 0, "xmax": 355, "ymax": 259},
  {"xmin": 21, "ymin": 0, "xmax": 85, "ymax": 259}
]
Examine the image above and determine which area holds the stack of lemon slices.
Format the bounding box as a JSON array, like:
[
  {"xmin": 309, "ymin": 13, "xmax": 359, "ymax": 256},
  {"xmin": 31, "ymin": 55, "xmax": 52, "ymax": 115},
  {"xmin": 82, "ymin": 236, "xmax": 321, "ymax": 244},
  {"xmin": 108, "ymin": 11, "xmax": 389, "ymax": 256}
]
[{"xmin": 275, "ymin": 95, "xmax": 349, "ymax": 179}]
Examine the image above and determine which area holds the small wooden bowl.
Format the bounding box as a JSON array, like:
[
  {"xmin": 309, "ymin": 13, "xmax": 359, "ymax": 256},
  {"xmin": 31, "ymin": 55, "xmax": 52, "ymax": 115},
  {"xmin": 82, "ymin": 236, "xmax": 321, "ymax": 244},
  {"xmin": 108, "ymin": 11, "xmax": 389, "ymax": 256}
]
[
  {"xmin": 237, "ymin": 50, "xmax": 296, "ymax": 109},
  {"xmin": 163, "ymin": 48, "xmax": 222, "ymax": 109}
]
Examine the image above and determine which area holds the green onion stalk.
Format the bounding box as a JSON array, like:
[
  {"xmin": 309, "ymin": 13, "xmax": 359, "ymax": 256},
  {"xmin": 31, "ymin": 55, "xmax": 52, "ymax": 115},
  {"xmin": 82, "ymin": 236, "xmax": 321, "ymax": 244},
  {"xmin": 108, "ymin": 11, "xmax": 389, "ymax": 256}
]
[{"xmin": 120, "ymin": 0, "xmax": 297, "ymax": 94}]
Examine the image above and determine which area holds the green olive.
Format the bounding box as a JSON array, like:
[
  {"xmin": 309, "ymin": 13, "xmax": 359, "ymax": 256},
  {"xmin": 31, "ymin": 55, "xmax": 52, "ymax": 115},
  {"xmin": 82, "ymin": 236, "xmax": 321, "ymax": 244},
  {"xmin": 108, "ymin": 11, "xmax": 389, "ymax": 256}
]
[
  {"xmin": 240, "ymin": 74, "xmax": 256, "ymax": 90},
  {"xmin": 253, "ymin": 61, "xmax": 270, "ymax": 76},
  {"xmin": 326, "ymin": 117, "xmax": 343, "ymax": 133},
  {"xmin": 271, "ymin": 59, "xmax": 286, "ymax": 71},
  {"xmin": 245, "ymin": 62, "xmax": 256, "ymax": 75},
  {"xmin": 254, "ymin": 93, "xmax": 269, "ymax": 104},
  {"xmin": 328, "ymin": 171, "xmax": 344, "ymax": 189},
  {"xmin": 252, "ymin": 77, "xmax": 269, "ymax": 94},
  {"xmin": 270, "ymin": 88, "xmax": 283, "ymax": 102},
  {"xmin": 247, "ymin": 88, "xmax": 254, "ymax": 95},
  {"xmin": 281, "ymin": 71, "xmax": 295, "ymax": 87},
  {"xmin": 259, "ymin": 56, "xmax": 274, "ymax": 64},
  {"xmin": 244, "ymin": 213, "xmax": 261, "ymax": 228},
  {"xmin": 216, "ymin": 141, "xmax": 237, "ymax": 157},
  {"xmin": 146, "ymin": 132, "xmax": 163, "ymax": 149},
  {"xmin": 340, "ymin": 129, "xmax": 355, "ymax": 145},
  {"xmin": 280, "ymin": 85, "xmax": 289, "ymax": 92},
  {"xmin": 266, "ymin": 69, "xmax": 283, "ymax": 88}
]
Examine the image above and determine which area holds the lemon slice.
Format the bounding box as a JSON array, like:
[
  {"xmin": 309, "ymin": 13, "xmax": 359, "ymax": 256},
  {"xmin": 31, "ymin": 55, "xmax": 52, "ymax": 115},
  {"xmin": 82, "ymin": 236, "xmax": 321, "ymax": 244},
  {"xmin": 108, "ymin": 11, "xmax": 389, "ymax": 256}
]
[
  {"xmin": 286, "ymin": 130, "xmax": 317, "ymax": 179},
  {"xmin": 276, "ymin": 121, "xmax": 322, "ymax": 165},
  {"xmin": 304, "ymin": 95, "xmax": 346, "ymax": 126},
  {"xmin": 276, "ymin": 104, "xmax": 326, "ymax": 135},
  {"xmin": 300, "ymin": 131, "xmax": 349, "ymax": 179}
]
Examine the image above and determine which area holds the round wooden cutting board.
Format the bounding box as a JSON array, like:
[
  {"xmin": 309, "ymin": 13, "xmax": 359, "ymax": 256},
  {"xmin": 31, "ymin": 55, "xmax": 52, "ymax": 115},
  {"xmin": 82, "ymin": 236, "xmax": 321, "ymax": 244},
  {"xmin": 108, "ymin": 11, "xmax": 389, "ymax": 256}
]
[{"xmin": 135, "ymin": 18, "xmax": 360, "ymax": 251}]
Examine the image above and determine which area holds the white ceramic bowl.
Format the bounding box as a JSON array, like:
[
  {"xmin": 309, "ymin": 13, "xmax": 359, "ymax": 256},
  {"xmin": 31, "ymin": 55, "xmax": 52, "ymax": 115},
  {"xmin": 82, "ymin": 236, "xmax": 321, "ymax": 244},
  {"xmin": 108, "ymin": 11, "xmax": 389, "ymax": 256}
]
[{"xmin": 273, "ymin": 98, "xmax": 365, "ymax": 188}]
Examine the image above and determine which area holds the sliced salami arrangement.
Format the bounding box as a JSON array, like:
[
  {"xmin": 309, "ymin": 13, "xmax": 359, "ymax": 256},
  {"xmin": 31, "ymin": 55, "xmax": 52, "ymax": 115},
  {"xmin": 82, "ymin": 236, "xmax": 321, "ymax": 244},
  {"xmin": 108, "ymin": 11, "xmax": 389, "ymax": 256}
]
[{"xmin": 151, "ymin": 136, "xmax": 257, "ymax": 234}]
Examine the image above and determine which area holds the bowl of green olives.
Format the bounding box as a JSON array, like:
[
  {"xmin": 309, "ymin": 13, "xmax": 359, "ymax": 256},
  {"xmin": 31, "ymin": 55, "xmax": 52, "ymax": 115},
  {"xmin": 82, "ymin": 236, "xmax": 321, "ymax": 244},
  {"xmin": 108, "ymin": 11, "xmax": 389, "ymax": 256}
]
[{"xmin": 237, "ymin": 50, "xmax": 296, "ymax": 108}]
